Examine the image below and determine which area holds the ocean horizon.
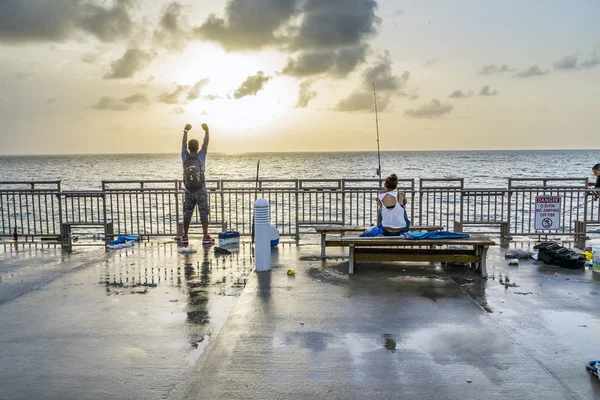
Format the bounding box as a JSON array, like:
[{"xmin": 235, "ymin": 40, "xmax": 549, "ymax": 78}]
[{"xmin": 1, "ymin": 149, "xmax": 598, "ymax": 191}]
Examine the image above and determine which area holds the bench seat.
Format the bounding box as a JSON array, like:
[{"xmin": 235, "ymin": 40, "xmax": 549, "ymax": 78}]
[
  {"xmin": 325, "ymin": 235, "xmax": 495, "ymax": 277},
  {"xmin": 312, "ymin": 225, "xmax": 443, "ymax": 258}
]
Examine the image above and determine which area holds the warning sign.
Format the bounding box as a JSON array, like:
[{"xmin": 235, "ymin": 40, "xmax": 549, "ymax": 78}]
[{"xmin": 534, "ymin": 196, "xmax": 561, "ymax": 231}]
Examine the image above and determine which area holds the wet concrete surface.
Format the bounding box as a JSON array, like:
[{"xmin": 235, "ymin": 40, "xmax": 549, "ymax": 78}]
[
  {"xmin": 0, "ymin": 240, "xmax": 253, "ymax": 400},
  {"xmin": 184, "ymin": 240, "xmax": 600, "ymax": 400},
  {"xmin": 1, "ymin": 238, "xmax": 600, "ymax": 399}
]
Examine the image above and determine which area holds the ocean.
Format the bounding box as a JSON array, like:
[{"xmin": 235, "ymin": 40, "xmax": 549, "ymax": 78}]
[{"xmin": 0, "ymin": 150, "xmax": 598, "ymax": 190}]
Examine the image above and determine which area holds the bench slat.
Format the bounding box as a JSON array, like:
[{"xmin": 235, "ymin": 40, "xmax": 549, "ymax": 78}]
[
  {"xmin": 355, "ymin": 248, "xmax": 476, "ymax": 256},
  {"xmin": 356, "ymin": 253, "xmax": 481, "ymax": 264},
  {"xmin": 326, "ymin": 236, "xmax": 495, "ymax": 247}
]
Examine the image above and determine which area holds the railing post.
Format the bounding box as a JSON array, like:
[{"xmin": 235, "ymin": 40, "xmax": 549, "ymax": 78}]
[
  {"xmin": 341, "ymin": 180, "xmax": 346, "ymax": 225},
  {"xmin": 174, "ymin": 180, "xmax": 180, "ymax": 236},
  {"xmin": 219, "ymin": 180, "xmax": 225, "ymax": 231},
  {"xmin": 294, "ymin": 180, "xmax": 300, "ymax": 241},
  {"xmin": 506, "ymin": 178, "xmax": 513, "ymax": 239}
]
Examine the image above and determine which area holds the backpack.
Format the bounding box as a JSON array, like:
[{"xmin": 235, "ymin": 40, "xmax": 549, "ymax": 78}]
[{"xmin": 183, "ymin": 154, "xmax": 205, "ymax": 190}]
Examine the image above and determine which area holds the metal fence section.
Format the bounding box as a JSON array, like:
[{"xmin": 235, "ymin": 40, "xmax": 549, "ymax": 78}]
[
  {"xmin": 0, "ymin": 181, "xmax": 61, "ymax": 238},
  {"xmin": 508, "ymin": 178, "xmax": 589, "ymax": 236},
  {"xmin": 418, "ymin": 179, "xmax": 463, "ymax": 230},
  {"xmin": 2, "ymin": 178, "xmax": 600, "ymax": 243}
]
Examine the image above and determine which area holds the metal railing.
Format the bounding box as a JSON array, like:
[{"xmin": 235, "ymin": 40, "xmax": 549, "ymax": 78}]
[{"xmin": 2, "ymin": 178, "xmax": 600, "ymax": 244}]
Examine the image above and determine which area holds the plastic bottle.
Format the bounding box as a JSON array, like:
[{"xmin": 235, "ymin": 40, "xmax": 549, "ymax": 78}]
[{"xmin": 592, "ymin": 246, "xmax": 600, "ymax": 273}]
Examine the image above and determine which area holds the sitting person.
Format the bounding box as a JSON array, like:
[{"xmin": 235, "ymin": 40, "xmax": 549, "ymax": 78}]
[{"xmin": 377, "ymin": 174, "xmax": 411, "ymax": 236}]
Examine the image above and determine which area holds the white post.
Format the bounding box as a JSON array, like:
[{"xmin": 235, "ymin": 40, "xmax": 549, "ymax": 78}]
[{"xmin": 254, "ymin": 198, "xmax": 271, "ymax": 272}]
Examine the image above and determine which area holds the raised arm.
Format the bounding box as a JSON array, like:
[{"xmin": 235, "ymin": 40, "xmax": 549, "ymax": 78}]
[
  {"xmin": 182, "ymin": 124, "xmax": 192, "ymax": 150},
  {"xmin": 201, "ymin": 123, "xmax": 210, "ymax": 150}
]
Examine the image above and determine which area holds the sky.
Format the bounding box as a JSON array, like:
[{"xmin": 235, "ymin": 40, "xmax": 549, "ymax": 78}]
[{"xmin": 0, "ymin": 0, "xmax": 599, "ymax": 155}]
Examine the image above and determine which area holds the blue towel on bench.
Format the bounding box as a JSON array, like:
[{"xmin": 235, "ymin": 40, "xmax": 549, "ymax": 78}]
[{"xmin": 404, "ymin": 231, "xmax": 470, "ymax": 240}]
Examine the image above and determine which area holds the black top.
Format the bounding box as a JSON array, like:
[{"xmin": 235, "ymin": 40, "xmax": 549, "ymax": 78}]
[{"xmin": 595, "ymin": 176, "xmax": 600, "ymax": 188}]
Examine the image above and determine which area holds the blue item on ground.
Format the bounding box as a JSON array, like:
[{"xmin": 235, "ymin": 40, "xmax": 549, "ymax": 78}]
[
  {"xmin": 359, "ymin": 225, "xmax": 385, "ymax": 237},
  {"xmin": 109, "ymin": 235, "xmax": 140, "ymax": 245},
  {"xmin": 586, "ymin": 360, "xmax": 599, "ymax": 379},
  {"xmin": 219, "ymin": 230, "xmax": 240, "ymax": 246},
  {"xmin": 404, "ymin": 231, "xmax": 471, "ymax": 240}
]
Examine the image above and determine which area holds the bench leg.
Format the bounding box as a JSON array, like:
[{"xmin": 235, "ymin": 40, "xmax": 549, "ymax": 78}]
[
  {"xmin": 500, "ymin": 222, "xmax": 509, "ymax": 247},
  {"xmin": 478, "ymin": 246, "xmax": 489, "ymax": 279},
  {"xmin": 348, "ymin": 244, "xmax": 355, "ymax": 275},
  {"xmin": 321, "ymin": 233, "xmax": 326, "ymax": 259}
]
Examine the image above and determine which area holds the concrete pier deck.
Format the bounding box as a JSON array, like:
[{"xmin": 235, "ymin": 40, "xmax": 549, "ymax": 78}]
[{"xmin": 1, "ymin": 237, "xmax": 599, "ymax": 399}]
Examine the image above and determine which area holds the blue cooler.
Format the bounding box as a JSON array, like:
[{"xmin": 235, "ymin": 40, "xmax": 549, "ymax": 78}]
[
  {"xmin": 270, "ymin": 224, "xmax": 279, "ymax": 247},
  {"xmin": 219, "ymin": 230, "xmax": 240, "ymax": 246}
]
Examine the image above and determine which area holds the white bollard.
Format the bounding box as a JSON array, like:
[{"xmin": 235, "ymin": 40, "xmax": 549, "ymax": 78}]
[{"xmin": 254, "ymin": 198, "xmax": 271, "ymax": 272}]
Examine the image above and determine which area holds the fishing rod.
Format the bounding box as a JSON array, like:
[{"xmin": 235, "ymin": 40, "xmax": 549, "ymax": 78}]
[
  {"xmin": 568, "ymin": 188, "xmax": 600, "ymax": 212},
  {"xmin": 373, "ymin": 81, "xmax": 382, "ymax": 181}
]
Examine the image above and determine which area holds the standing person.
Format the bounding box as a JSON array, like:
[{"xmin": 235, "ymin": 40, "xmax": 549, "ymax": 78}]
[
  {"xmin": 376, "ymin": 174, "xmax": 411, "ymax": 236},
  {"xmin": 588, "ymin": 164, "xmax": 600, "ymax": 188},
  {"xmin": 181, "ymin": 123, "xmax": 214, "ymax": 246},
  {"xmin": 588, "ymin": 164, "xmax": 600, "ymax": 201}
]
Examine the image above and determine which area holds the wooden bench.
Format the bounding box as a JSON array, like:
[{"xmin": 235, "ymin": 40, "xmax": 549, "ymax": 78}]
[
  {"xmin": 60, "ymin": 222, "xmax": 114, "ymax": 251},
  {"xmin": 454, "ymin": 220, "xmax": 510, "ymax": 247},
  {"xmin": 325, "ymin": 235, "xmax": 495, "ymax": 277},
  {"xmin": 313, "ymin": 225, "xmax": 443, "ymax": 259}
]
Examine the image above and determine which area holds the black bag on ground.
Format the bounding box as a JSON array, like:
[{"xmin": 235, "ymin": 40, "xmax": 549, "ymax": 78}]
[
  {"xmin": 183, "ymin": 154, "xmax": 204, "ymax": 190},
  {"xmin": 533, "ymin": 242, "xmax": 585, "ymax": 269}
]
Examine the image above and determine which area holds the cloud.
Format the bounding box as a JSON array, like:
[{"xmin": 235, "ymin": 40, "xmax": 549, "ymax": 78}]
[
  {"xmin": 104, "ymin": 48, "xmax": 154, "ymax": 79},
  {"xmin": 92, "ymin": 96, "xmax": 131, "ymax": 111},
  {"xmin": 295, "ymin": 80, "xmax": 317, "ymax": 108},
  {"xmin": 479, "ymin": 64, "xmax": 513, "ymax": 75},
  {"xmin": 290, "ymin": 0, "xmax": 381, "ymax": 51},
  {"xmin": 282, "ymin": 45, "xmax": 367, "ymax": 78},
  {"xmin": 186, "ymin": 78, "xmax": 210, "ymax": 101},
  {"xmin": 82, "ymin": 52, "xmax": 99, "ymax": 64},
  {"xmin": 76, "ymin": 1, "xmax": 134, "ymax": 42},
  {"xmin": 0, "ymin": 0, "xmax": 133, "ymax": 44},
  {"xmin": 513, "ymin": 65, "xmax": 548, "ymax": 79},
  {"xmin": 154, "ymin": 2, "xmax": 190, "ymax": 51},
  {"xmin": 479, "ymin": 85, "xmax": 498, "ymax": 96},
  {"xmin": 173, "ymin": 107, "xmax": 185, "ymax": 114},
  {"xmin": 204, "ymin": 94, "xmax": 221, "ymax": 101},
  {"xmin": 92, "ymin": 92, "xmax": 150, "ymax": 111},
  {"xmin": 158, "ymin": 85, "xmax": 189, "ymax": 104},
  {"xmin": 423, "ymin": 59, "xmax": 439, "ymax": 67},
  {"xmin": 364, "ymin": 51, "xmax": 408, "ymax": 92},
  {"xmin": 553, "ymin": 53, "xmax": 600, "ymax": 71},
  {"xmin": 333, "ymin": 91, "xmax": 382, "ymax": 112},
  {"xmin": 195, "ymin": 0, "xmax": 381, "ymax": 67},
  {"xmin": 233, "ymin": 71, "xmax": 272, "ymax": 99},
  {"xmin": 449, "ymin": 90, "xmax": 473, "ymax": 99},
  {"xmin": 195, "ymin": 0, "xmax": 299, "ymax": 51},
  {"xmin": 404, "ymin": 99, "xmax": 453, "ymax": 119},
  {"xmin": 333, "ymin": 51, "xmax": 409, "ymax": 112},
  {"xmin": 122, "ymin": 93, "xmax": 149, "ymax": 104}
]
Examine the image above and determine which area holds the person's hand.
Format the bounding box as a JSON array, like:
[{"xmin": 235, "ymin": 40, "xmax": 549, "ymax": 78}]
[
  {"xmin": 201, "ymin": 123, "xmax": 209, "ymax": 132},
  {"xmin": 184, "ymin": 124, "xmax": 192, "ymax": 132}
]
